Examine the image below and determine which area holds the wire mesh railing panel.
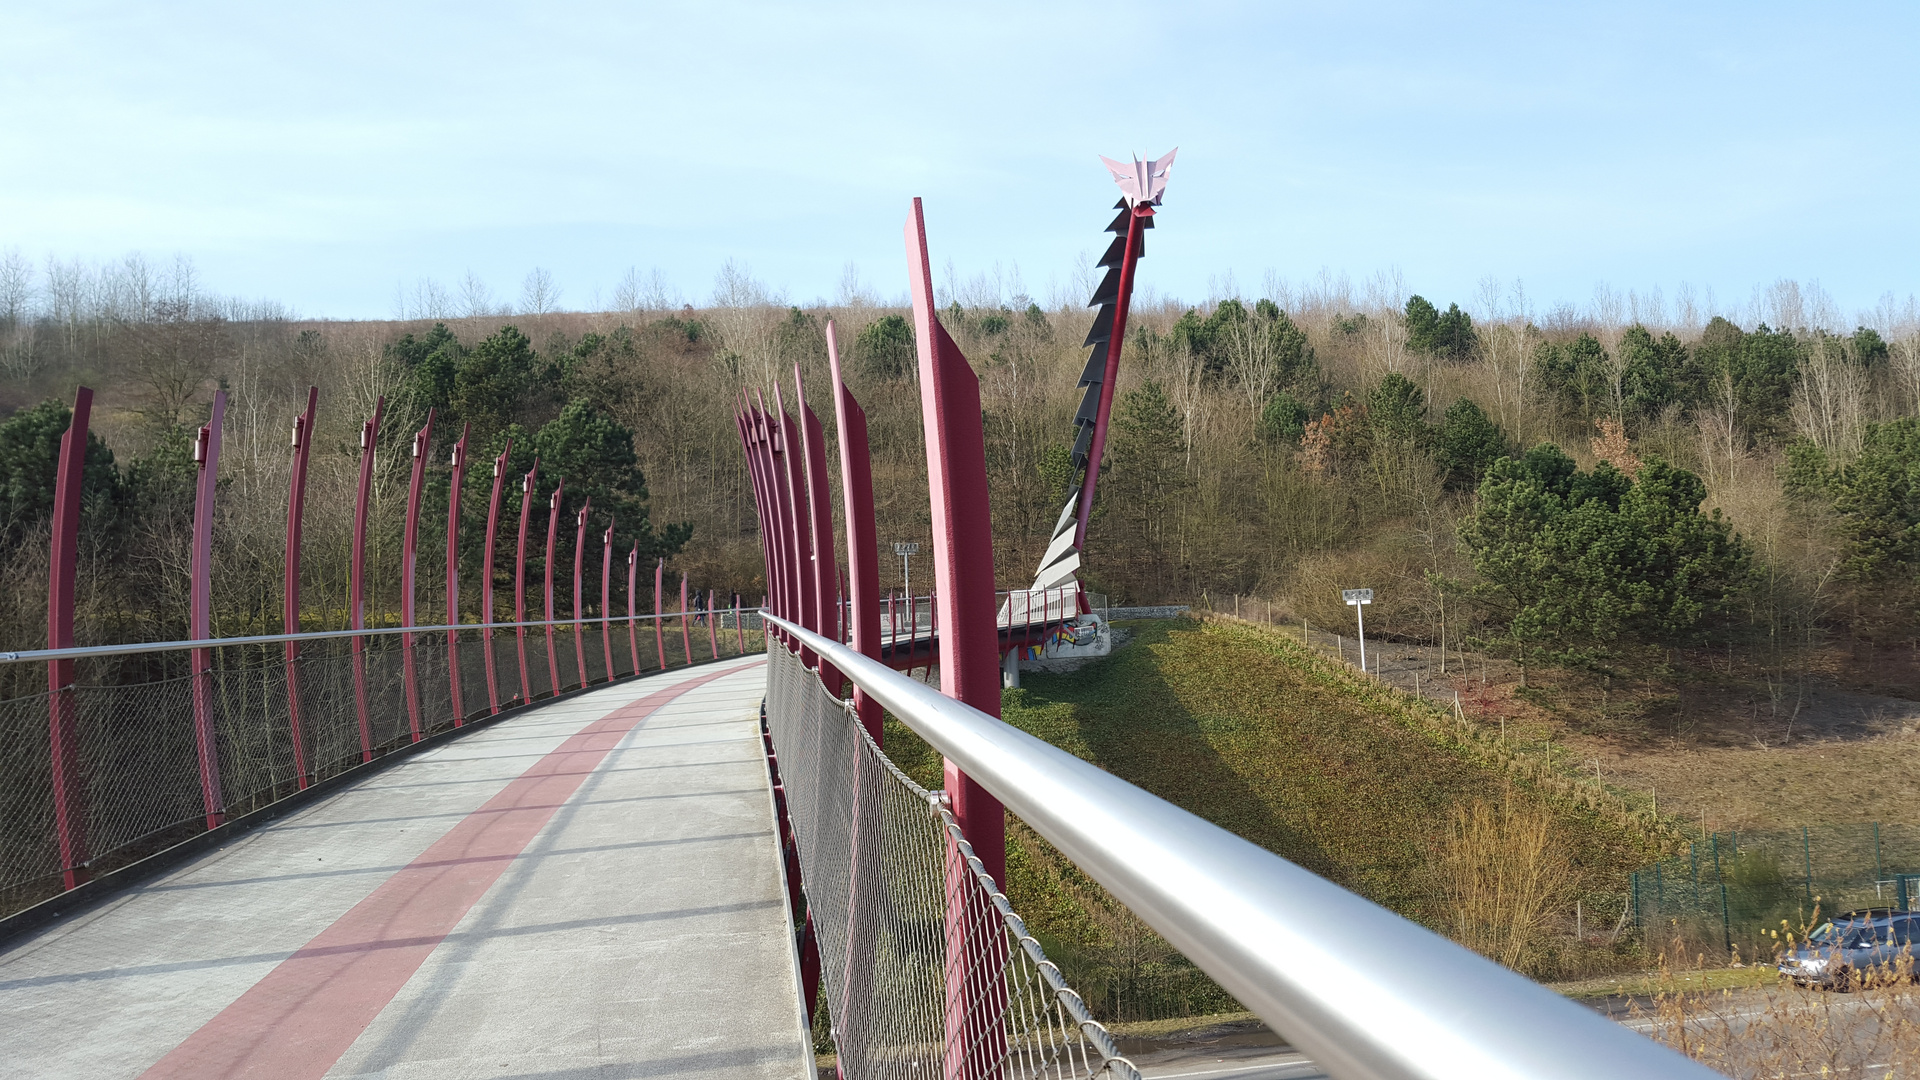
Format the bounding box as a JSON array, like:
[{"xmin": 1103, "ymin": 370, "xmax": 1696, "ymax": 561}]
[
  {"xmin": 72, "ymin": 673, "xmax": 202, "ymax": 868},
  {"xmin": 582, "ymin": 629, "xmax": 608, "ymax": 686},
  {"xmin": 211, "ymin": 654, "xmax": 298, "ymax": 815},
  {"xmin": 765, "ymin": 643, "xmax": 1136, "ymax": 1080},
  {"xmin": 298, "ymin": 642, "xmax": 361, "ymax": 781},
  {"xmin": 0, "ymin": 611, "xmax": 746, "ymax": 924},
  {"xmin": 0, "ymin": 689, "xmax": 59, "ymax": 909}
]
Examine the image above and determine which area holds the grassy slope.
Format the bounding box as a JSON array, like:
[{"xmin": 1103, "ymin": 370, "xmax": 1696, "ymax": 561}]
[{"xmin": 884, "ymin": 617, "xmax": 1672, "ymax": 961}]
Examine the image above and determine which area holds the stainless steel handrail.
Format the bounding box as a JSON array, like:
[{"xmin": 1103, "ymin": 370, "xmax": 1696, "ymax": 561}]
[
  {"xmin": 762, "ymin": 612, "xmax": 1715, "ymax": 1080},
  {"xmin": 0, "ymin": 609, "xmax": 757, "ymax": 664}
]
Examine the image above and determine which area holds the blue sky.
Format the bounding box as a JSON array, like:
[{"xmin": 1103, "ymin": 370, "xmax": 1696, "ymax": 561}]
[{"xmin": 2, "ymin": 1, "xmax": 1916, "ymax": 322}]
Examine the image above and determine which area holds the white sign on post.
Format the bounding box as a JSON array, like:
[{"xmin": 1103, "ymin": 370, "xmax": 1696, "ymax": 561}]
[
  {"xmin": 1342, "ymin": 588, "xmax": 1374, "ymax": 673},
  {"xmin": 893, "ymin": 542, "xmax": 919, "ymax": 595}
]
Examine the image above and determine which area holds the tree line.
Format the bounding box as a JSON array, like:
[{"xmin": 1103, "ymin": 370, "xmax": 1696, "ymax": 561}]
[{"xmin": 1, "ymin": 252, "xmax": 1918, "ymax": 707}]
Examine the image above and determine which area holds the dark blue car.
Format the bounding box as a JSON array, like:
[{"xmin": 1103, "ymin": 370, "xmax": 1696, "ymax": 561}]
[{"xmin": 1778, "ymin": 910, "xmax": 1919, "ymax": 989}]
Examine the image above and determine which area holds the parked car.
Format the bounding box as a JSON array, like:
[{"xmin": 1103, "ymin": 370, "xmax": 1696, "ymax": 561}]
[{"xmin": 1778, "ymin": 910, "xmax": 1918, "ymax": 989}]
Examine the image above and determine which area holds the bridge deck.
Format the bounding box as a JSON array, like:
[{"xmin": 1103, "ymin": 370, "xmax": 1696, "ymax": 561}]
[{"xmin": 0, "ymin": 656, "xmax": 811, "ymax": 1080}]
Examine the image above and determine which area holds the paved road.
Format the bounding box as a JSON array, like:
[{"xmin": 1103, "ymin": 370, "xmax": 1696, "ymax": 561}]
[{"xmin": 0, "ymin": 656, "xmax": 809, "ymax": 1080}]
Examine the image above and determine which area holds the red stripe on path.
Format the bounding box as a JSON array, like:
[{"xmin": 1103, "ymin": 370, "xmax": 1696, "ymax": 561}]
[{"xmin": 139, "ymin": 661, "xmax": 760, "ymax": 1080}]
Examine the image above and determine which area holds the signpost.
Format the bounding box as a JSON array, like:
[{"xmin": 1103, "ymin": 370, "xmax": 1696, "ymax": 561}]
[
  {"xmin": 894, "ymin": 542, "xmax": 919, "ymax": 595},
  {"xmin": 1342, "ymin": 588, "xmax": 1374, "ymax": 674}
]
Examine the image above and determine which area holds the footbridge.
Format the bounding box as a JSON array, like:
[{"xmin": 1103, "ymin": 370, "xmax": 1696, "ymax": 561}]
[{"xmin": 0, "ymin": 176, "xmax": 1719, "ymax": 1079}]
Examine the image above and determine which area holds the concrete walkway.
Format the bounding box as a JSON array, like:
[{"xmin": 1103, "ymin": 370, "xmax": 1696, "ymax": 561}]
[{"xmin": 0, "ymin": 656, "xmax": 810, "ymax": 1080}]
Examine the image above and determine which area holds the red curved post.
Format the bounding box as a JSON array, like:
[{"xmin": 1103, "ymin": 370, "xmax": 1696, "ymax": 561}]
[
  {"xmin": 190, "ymin": 391, "xmax": 229, "ymax": 830},
  {"xmin": 1075, "ymin": 202, "xmax": 1153, "ymax": 552},
  {"xmin": 751, "ymin": 396, "xmax": 788, "ymax": 646},
  {"xmin": 626, "ymin": 546, "xmax": 641, "ymax": 674},
  {"xmin": 481, "ymin": 439, "xmax": 513, "ymax": 715},
  {"xmin": 445, "ymin": 423, "xmax": 470, "ymax": 724},
  {"xmin": 653, "ymin": 558, "xmax": 666, "ymax": 670},
  {"xmin": 602, "ymin": 523, "xmax": 616, "ymax": 678},
  {"xmin": 679, "ymin": 573, "xmax": 692, "ymax": 665},
  {"xmin": 734, "ymin": 396, "xmax": 779, "ymax": 642},
  {"xmin": 282, "ymin": 387, "xmax": 318, "ymax": 788},
  {"xmin": 772, "ymin": 387, "xmax": 817, "ymax": 666},
  {"xmin": 707, "ymin": 589, "xmax": 719, "ymax": 659},
  {"xmin": 350, "ymin": 398, "xmax": 384, "ymax": 762},
  {"xmin": 750, "ymin": 393, "xmax": 791, "ymax": 645},
  {"xmin": 907, "ymin": 199, "xmax": 1009, "ymax": 1080},
  {"xmin": 514, "ymin": 459, "xmax": 539, "ymax": 704},
  {"xmin": 401, "ymin": 409, "xmax": 436, "ymax": 742},
  {"xmin": 544, "ymin": 480, "xmax": 565, "ymax": 693},
  {"xmin": 829, "ymin": 325, "xmax": 883, "ymax": 738},
  {"xmin": 47, "ymin": 386, "xmax": 93, "ymax": 889},
  {"xmin": 572, "ymin": 498, "xmax": 591, "ymax": 689},
  {"xmin": 794, "ymin": 369, "xmax": 843, "ymax": 693}
]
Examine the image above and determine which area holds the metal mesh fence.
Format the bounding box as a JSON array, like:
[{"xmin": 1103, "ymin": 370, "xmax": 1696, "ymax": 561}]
[
  {"xmin": 0, "ymin": 613, "xmax": 768, "ymax": 922},
  {"xmin": 1635, "ymin": 825, "xmax": 1920, "ymax": 958},
  {"xmin": 765, "ymin": 642, "xmax": 1138, "ymax": 1080}
]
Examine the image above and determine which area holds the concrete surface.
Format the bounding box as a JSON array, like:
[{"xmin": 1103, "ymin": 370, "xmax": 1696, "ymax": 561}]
[{"xmin": 0, "ymin": 657, "xmax": 809, "ymax": 1080}]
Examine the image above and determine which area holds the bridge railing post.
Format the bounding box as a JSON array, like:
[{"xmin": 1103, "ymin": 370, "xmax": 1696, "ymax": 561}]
[
  {"xmin": 283, "ymin": 387, "xmax": 318, "ymax": 787},
  {"xmin": 189, "ymin": 391, "xmax": 228, "ymax": 830},
  {"xmin": 400, "ymin": 409, "xmax": 436, "ymax": 742},
  {"xmin": 905, "ymin": 197, "xmax": 1007, "ymax": 1080},
  {"xmin": 47, "ymin": 387, "xmax": 93, "ymax": 889}
]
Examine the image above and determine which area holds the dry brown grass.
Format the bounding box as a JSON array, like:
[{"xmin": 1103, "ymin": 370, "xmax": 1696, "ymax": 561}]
[
  {"xmin": 1636, "ymin": 932, "xmax": 1920, "ymax": 1078},
  {"xmin": 1435, "ymin": 792, "xmax": 1571, "ymax": 972}
]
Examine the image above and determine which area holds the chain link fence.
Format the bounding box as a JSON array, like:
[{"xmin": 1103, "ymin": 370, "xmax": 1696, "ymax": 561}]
[
  {"xmin": 765, "ymin": 641, "xmax": 1138, "ymax": 1080},
  {"xmin": 1634, "ymin": 824, "xmax": 1920, "ymax": 959},
  {"xmin": 0, "ymin": 612, "xmax": 767, "ymax": 921}
]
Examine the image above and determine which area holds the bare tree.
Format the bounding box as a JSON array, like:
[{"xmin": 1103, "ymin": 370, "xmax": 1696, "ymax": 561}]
[
  {"xmin": 520, "ymin": 268, "xmax": 561, "ymax": 315},
  {"xmin": 0, "ymin": 248, "xmax": 31, "ymax": 328},
  {"xmin": 1363, "ymin": 268, "xmax": 1408, "ymax": 377},
  {"xmin": 1791, "ymin": 332, "xmax": 1868, "ymax": 459},
  {"xmin": 458, "ymin": 271, "xmax": 495, "ymax": 319},
  {"xmin": 1219, "ymin": 299, "xmax": 1280, "ymax": 427}
]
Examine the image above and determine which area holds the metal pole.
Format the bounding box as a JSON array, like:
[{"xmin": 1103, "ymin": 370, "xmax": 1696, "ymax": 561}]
[
  {"xmin": 707, "ymin": 588, "xmax": 720, "ymax": 659},
  {"xmin": 514, "ymin": 459, "xmax": 538, "ymax": 704},
  {"xmin": 602, "ymin": 524, "xmax": 617, "ymax": 678},
  {"xmin": 572, "ymin": 499, "xmax": 590, "ymax": 689},
  {"xmin": 400, "ymin": 409, "xmax": 435, "ymax": 742},
  {"xmin": 1875, "ymin": 822, "xmax": 1883, "ymax": 887},
  {"xmin": 626, "ymin": 546, "xmax": 641, "ymax": 674},
  {"xmin": 282, "ymin": 387, "xmax": 317, "ymax": 787},
  {"xmin": 774, "ymin": 386, "xmax": 819, "ymax": 668},
  {"xmin": 1804, "ymin": 825, "xmax": 1813, "ymax": 908},
  {"xmin": 906, "ymin": 195, "xmax": 1007, "ymax": 1080},
  {"xmin": 735, "ymin": 592, "xmax": 746, "ymax": 655},
  {"xmin": 829, "ymin": 319, "xmax": 879, "ymax": 734},
  {"xmin": 653, "ymin": 558, "xmax": 666, "ymax": 669},
  {"xmin": 736, "ymin": 400, "xmax": 780, "ymax": 646},
  {"xmin": 744, "ymin": 396, "xmax": 787, "ymax": 646},
  {"xmin": 189, "ymin": 391, "xmax": 228, "ymax": 829},
  {"xmin": 750, "ymin": 395, "xmax": 789, "ymax": 646},
  {"xmin": 1356, "ymin": 601, "xmax": 1367, "ymax": 674},
  {"xmin": 349, "ymin": 398, "xmax": 383, "ymax": 762},
  {"xmin": 680, "ymin": 573, "xmax": 692, "ymax": 665},
  {"xmin": 544, "ymin": 481, "xmax": 564, "ymax": 692},
  {"xmin": 445, "ymin": 423, "xmax": 469, "ymax": 724},
  {"xmin": 47, "ymin": 386, "xmax": 93, "ymax": 888},
  {"xmin": 481, "ymin": 439, "xmax": 512, "ymax": 715},
  {"xmin": 1712, "ymin": 833, "xmax": 1731, "ymax": 954},
  {"xmin": 795, "ymin": 368, "xmax": 842, "ymax": 693}
]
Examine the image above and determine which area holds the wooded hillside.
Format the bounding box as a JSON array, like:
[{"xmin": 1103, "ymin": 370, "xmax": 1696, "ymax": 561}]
[{"xmin": 2, "ymin": 252, "xmax": 1918, "ymax": 703}]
